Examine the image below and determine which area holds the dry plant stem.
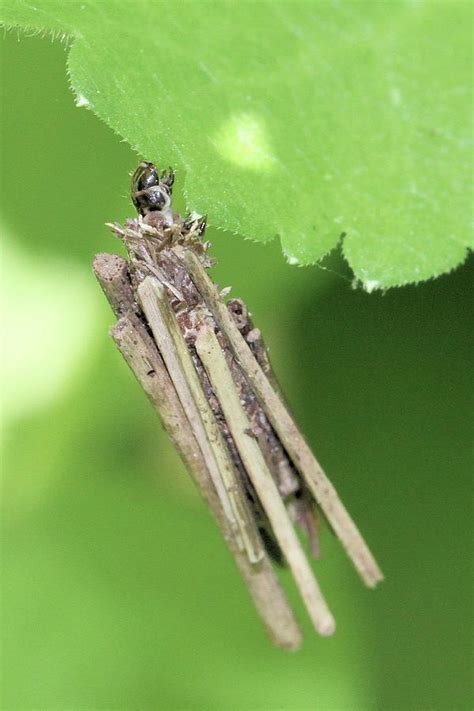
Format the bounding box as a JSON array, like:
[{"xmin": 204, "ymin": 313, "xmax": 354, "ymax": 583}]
[
  {"xmin": 93, "ymin": 253, "xmax": 303, "ymax": 650},
  {"xmin": 138, "ymin": 277, "xmax": 264, "ymax": 565},
  {"xmin": 195, "ymin": 324, "xmax": 336, "ymax": 636},
  {"xmin": 184, "ymin": 250, "xmax": 383, "ymax": 588},
  {"xmin": 93, "ymin": 252, "xmax": 139, "ymax": 317},
  {"xmin": 111, "ymin": 315, "xmax": 205, "ymax": 482}
]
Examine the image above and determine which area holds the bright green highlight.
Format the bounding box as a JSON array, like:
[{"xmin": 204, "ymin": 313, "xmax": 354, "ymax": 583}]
[{"xmin": 213, "ymin": 113, "xmax": 277, "ymax": 172}]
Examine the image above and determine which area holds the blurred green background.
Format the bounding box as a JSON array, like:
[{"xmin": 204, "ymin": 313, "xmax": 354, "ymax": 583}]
[{"xmin": 1, "ymin": 34, "xmax": 472, "ymax": 710}]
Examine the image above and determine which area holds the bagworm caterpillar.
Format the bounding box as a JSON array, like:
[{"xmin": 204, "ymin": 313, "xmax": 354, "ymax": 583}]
[{"xmin": 93, "ymin": 161, "xmax": 383, "ymax": 649}]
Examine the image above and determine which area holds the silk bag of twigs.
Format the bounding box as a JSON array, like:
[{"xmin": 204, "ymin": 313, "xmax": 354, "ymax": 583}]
[{"xmin": 93, "ymin": 161, "xmax": 383, "ymax": 650}]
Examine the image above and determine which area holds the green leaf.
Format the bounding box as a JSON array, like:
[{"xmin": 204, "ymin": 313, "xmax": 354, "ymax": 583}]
[{"xmin": 1, "ymin": 0, "xmax": 472, "ymax": 288}]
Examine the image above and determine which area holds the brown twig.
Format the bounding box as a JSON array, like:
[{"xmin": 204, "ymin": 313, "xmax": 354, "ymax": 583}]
[
  {"xmin": 195, "ymin": 323, "xmax": 336, "ymax": 636},
  {"xmin": 137, "ymin": 276, "xmax": 265, "ymax": 564}
]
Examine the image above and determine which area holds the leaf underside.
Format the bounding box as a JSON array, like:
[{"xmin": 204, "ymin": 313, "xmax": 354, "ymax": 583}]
[{"xmin": 1, "ymin": 0, "xmax": 472, "ymax": 288}]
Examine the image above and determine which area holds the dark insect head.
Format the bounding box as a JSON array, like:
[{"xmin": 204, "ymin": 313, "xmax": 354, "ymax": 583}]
[{"xmin": 131, "ymin": 161, "xmax": 175, "ymax": 216}]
